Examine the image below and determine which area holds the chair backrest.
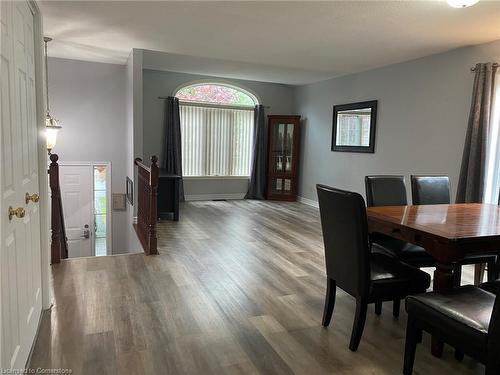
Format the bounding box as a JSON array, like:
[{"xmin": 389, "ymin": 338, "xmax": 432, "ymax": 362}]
[
  {"xmin": 411, "ymin": 175, "xmax": 451, "ymax": 205},
  {"xmin": 316, "ymin": 184, "xmax": 370, "ymax": 298},
  {"xmin": 365, "ymin": 175, "xmax": 407, "ymax": 207}
]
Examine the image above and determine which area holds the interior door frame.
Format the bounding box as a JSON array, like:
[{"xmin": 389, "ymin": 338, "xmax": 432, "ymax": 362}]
[
  {"xmin": 59, "ymin": 162, "xmax": 113, "ymax": 256},
  {"xmin": 0, "ymin": 0, "xmax": 51, "ymax": 365},
  {"xmin": 28, "ymin": 0, "xmax": 52, "ymax": 312}
]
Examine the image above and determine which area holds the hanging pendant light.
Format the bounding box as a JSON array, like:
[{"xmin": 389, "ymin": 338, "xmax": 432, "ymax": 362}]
[{"xmin": 44, "ymin": 37, "xmax": 61, "ymax": 154}]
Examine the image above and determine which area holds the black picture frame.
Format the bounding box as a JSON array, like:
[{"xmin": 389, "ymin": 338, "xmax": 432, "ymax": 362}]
[
  {"xmin": 331, "ymin": 100, "xmax": 378, "ymax": 153},
  {"xmin": 126, "ymin": 176, "xmax": 133, "ymax": 205}
]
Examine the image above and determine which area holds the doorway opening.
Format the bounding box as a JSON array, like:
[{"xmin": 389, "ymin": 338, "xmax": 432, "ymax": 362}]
[{"xmin": 59, "ymin": 162, "xmax": 112, "ymax": 258}]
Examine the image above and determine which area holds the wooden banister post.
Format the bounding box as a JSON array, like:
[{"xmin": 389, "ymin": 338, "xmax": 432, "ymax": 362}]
[
  {"xmin": 149, "ymin": 156, "xmax": 159, "ymax": 255},
  {"xmin": 132, "ymin": 155, "xmax": 159, "ymax": 255},
  {"xmin": 49, "ymin": 154, "xmax": 61, "ymax": 264}
]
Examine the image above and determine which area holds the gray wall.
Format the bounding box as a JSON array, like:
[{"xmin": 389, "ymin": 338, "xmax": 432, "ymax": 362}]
[
  {"xmin": 142, "ymin": 69, "xmax": 295, "ymax": 198},
  {"xmin": 294, "ymin": 39, "xmax": 500, "ymax": 203},
  {"xmin": 125, "ymin": 50, "xmax": 142, "ymax": 252},
  {"xmin": 48, "ymin": 57, "xmax": 134, "ymax": 254}
]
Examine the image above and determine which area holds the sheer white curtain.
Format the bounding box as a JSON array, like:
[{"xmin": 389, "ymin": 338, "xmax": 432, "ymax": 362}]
[
  {"xmin": 180, "ymin": 104, "xmax": 253, "ymax": 177},
  {"xmin": 484, "ymin": 73, "xmax": 500, "ymax": 204}
]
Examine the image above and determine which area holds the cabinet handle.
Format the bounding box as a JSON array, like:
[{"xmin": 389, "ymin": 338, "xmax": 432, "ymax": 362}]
[
  {"xmin": 8, "ymin": 206, "xmax": 25, "ymax": 221},
  {"xmin": 25, "ymin": 193, "xmax": 40, "ymax": 204}
]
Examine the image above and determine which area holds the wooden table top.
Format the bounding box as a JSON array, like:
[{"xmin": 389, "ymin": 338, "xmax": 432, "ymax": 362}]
[{"xmin": 367, "ymin": 203, "xmax": 500, "ymax": 241}]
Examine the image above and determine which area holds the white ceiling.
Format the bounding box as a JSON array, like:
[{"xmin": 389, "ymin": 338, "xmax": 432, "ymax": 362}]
[{"xmin": 40, "ymin": 1, "xmax": 500, "ymax": 85}]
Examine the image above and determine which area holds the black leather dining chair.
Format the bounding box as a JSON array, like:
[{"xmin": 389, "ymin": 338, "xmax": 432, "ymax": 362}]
[
  {"xmin": 365, "ymin": 176, "xmax": 436, "ymax": 269},
  {"xmin": 481, "ymin": 279, "xmax": 500, "ymax": 294},
  {"xmin": 410, "ymin": 175, "xmax": 498, "ymax": 284},
  {"xmin": 403, "ymin": 286, "xmax": 500, "ymax": 375},
  {"xmin": 410, "ymin": 175, "xmax": 450, "ymax": 205},
  {"xmin": 316, "ymin": 184, "xmax": 431, "ymax": 351}
]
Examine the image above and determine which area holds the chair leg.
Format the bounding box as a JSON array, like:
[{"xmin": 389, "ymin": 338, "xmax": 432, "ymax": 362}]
[
  {"xmin": 375, "ymin": 301, "xmax": 382, "ymax": 316},
  {"xmin": 415, "ymin": 329, "xmax": 423, "ymax": 344},
  {"xmin": 495, "ymin": 257, "xmax": 500, "ymax": 280},
  {"xmin": 454, "ymin": 350, "xmax": 464, "ymax": 361},
  {"xmin": 474, "ymin": 263, "xmax": 486, "ymax": 285},
  {"xmin": 496, "ymin": 257, "xmax": 500, "ymax": 280},
  {"xmin": 486, "ymin": 366, "xmax": 500, "ymax": 375},
  {"xmin": 486, "ymin": 355, "xmax": 500, "ymax": 375},
  {"xmin": 393, "ymin": 299, "xmax": 400, "ymax": 318},
  {"xmin": 487, "ymin": 259, "xmax": 497, "ymax": 282},
  {"xmin": 322, "ymin": 278, "xmax": 336, "ymax": 327},
  {"xmin": 349, "ymin": 298, "xmax": 367, "ymax": 352},
  {"xmin": 403, "ymin": 317, "xmax": 420, "ymax": 375},
  {"xmin": 452, "ymin": 265, "xmax": 462, "ymax": 287}
]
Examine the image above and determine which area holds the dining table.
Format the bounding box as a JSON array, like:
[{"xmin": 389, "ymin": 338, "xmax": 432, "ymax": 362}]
[{"xmin": 366, "ymin": 203, "xmax": 500, "ymax": 357}]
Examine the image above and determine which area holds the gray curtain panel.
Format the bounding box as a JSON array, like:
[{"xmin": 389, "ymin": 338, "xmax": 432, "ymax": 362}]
[
  {"xmin": 245, "ymin": 105, "xmax": 267, "ymax": 199},
  {"xmin": 456, "ymin": 63, "xmax": 498, "ymax": 203},
  {"xmin": 163, "ymin": 96, "xmax": 185, "ymax": 201}
]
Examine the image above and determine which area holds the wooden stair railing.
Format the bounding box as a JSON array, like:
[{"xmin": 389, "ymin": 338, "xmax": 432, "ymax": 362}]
[
  {"xmin": 48, "ymin": 154, "xmax": 68, "ymax": 264},
  {"xmin": 133, "ymin": 156, "xmax": 159, "ymax": 255}
]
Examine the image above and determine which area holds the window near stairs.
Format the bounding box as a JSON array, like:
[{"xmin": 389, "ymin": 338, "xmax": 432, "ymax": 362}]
[{"xmin": 175, "ymin": 83, "xmax": 258, "ymax": 177}]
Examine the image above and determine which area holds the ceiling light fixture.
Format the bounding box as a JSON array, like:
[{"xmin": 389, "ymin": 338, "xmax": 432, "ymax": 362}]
[
  {"xmin": 447, "ymin": 0, "xmax": 480, "ymax": 8},
  {"xmin": 44, "ymin": 37, "xmax": 61, "ymax": 154}
]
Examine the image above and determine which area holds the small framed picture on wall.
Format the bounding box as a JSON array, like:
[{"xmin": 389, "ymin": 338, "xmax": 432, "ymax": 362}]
[{"xmin": 126, "ymin": 176, "xmax": 133, "ymax": 205}]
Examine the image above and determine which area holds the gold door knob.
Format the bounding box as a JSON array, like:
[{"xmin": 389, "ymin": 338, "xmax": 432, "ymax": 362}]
[
  {"xmin": 25, "ymin": 192, "xmax": 40, "ymax": 204},
  {"xmin": 8, "ymin": 206, "xmax": 25, "ymax": 221}
]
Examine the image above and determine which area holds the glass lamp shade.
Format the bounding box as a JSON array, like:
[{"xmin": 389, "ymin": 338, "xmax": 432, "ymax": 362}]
[
  {"xmin": 45, "ymin": 113, "xmax": 61, "ymax": 153},
  {"xmin": 447, "ymin": 0, "xmax": 479, "ymax": 7}
]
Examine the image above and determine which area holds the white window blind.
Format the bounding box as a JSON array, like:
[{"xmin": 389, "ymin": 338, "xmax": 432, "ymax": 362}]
[{"xmin": 180, "ymin": 104, "xmax": 254, "ymax": 177}]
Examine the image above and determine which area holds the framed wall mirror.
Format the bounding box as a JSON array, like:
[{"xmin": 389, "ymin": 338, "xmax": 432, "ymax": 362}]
[{"xmin": 331, "ymin": 100, "xmax": 377, "ymax": 153}]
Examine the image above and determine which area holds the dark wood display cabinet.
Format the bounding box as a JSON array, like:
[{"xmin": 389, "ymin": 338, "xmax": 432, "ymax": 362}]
[{"xmin": 266, "ymin": 115, "xmax": 301, "ymax": 201}]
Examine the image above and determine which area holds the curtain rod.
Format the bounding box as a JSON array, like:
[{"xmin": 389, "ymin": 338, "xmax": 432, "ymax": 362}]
[
  {"xmin": 470, "ymin": 63, "xmax": 499, "ymax": 72},
  {"xmin": 158, "ymin": 96, "xmax": 270, "ymax": 109}
]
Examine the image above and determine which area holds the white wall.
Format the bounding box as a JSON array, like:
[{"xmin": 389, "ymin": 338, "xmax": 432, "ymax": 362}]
[
  {"xmin": 293, "ymin": 39, "xmax": 500, "ymax": 203},
  {"xmin": 125, "ymin": 50, "xmax": 142, "ymax": 252},
  {"xmin": 48, "ymin": 57, "xmax": 137, "ymax": 254}
]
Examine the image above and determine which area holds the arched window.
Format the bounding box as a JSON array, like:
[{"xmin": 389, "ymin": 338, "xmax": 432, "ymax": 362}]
[
  {"xmin": 175, "ymin": 83, "xmax": 258, "ymax": 106},
  {"xmin": 175, "ymin": 83, "xmax": 256, "ymax": 177}
]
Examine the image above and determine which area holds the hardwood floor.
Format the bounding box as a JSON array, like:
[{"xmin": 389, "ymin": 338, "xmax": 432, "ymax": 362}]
[{"xmin": 29, "ymin": 200, "xmax": 484, "ymax": 374}]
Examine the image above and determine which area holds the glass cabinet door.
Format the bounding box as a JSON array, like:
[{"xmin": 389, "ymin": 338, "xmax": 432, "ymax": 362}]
[
  {"xmin": 272, "ymin": 123, "xmax": 294, "ymax": 174},
  {"xmin": 270, "ymin": 177, "xmax": 294, "ymax": 195}
]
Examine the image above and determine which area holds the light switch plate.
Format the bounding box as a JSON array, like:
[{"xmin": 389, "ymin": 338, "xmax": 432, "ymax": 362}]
[{"xmin": 112, "ymin": 193, "xmax": 126, "ymax": 211}]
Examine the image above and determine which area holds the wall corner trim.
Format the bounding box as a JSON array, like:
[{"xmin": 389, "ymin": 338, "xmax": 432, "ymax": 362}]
[
  {"xmin": 185, "ymin": 193, "xmax": 245, "ymax": 201},
  {"xmin": 297, "ymin": 196, "xmax": 319, "ymax": 208}
]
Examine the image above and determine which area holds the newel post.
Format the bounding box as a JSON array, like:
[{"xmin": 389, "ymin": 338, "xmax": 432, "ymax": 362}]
[
  {"xmin": 49, "ymin": 154, "xmax": 61, "ymax": 264},
  {"xmin": 148, "ymin": 156, "xmax": 159, "ymax": 255}
]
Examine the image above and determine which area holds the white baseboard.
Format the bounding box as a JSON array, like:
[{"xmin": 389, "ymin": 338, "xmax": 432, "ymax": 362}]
[
  {"xmin": 297, "ymin": 196, "xmax": 319, "ymax": 208},
  {"xmin": 185, "ymin": 193, "xmax": 246, "ymax": 201}
]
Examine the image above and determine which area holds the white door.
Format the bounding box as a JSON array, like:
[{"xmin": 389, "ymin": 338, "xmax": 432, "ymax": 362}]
[
  {"xmin": 1, "ymin": 1, "xmax": 42, "ymax": 370},
  {"xmin": 59, "ymin": 165, "xmax": 93, "ymax": 258}
]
